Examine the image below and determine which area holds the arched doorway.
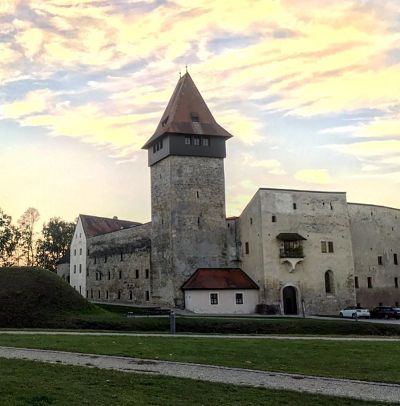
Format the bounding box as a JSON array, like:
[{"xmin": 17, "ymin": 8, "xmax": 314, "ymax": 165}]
[{"xmin": 283, "ymin": 286, "xmax": 298, "ymax": 315}]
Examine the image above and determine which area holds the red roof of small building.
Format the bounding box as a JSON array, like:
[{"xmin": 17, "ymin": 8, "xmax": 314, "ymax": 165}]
[
  {"xmin": 80, "ymin": 214, "xmax": 141, "ymax": 238},
  {"xmin": 142, "ymin": 72, "xmax": 233, "ymax": 149},
  {"xmin": 182, "ymin": 268, "xmax": 259, "ymax": 290}
]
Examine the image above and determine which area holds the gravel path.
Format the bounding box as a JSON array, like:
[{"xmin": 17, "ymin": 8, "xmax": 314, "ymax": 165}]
[
  {"xmin": 1, "ymin": 346, "xmax": 399, "ymax": 403},
  {"xmin": 1, "ymin": 330, "xmax": 400, "ymax": 341}
]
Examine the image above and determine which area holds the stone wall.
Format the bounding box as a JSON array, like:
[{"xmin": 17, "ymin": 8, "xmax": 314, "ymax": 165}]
[
  {"xmin": 86, "ymin": 223, "xmax": 152, "ymax": 305},
  {"xmin": 239, "ymin": 189, "xmax": 357, "ymax": 315},
  {"xmin": 349, "ymin": 203, "xmax": 400, "ymax": 308},
  {"xmin": 150, "ymin": 155, "xmax": 228, "ymax": 307}
]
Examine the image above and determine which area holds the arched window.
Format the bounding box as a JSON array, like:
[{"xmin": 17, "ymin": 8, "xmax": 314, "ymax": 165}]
[{"xmin": 325, "ymin": 270, "xmax": 334, "ymax": 294}]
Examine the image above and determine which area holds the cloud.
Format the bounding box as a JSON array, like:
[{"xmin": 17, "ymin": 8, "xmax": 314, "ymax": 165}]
[
  {"xmin": 294, "ymin": 169, "xmax": 334, "ymax": 184},
  {"xmin": 242, "ymin": 153, "xmax": 286, "ymax": 174}
]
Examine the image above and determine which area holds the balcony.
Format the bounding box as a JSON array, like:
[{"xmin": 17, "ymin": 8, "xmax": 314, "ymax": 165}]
[{"xmin": 280, "ymin": 247, "xmax": 304, "ymax": 258}]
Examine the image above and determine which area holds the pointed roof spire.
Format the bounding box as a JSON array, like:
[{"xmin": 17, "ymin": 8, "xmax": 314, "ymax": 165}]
[{"xmin": 142, "ymin": 72, "xmax": 233, "ymax": 149}]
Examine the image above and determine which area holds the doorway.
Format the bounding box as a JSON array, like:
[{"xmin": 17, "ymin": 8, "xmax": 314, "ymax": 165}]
[{"xmin": 283, "ymin": 286, "xmax": 298, "ymax": 315}]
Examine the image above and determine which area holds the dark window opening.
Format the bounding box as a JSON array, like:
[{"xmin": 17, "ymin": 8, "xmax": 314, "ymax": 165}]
[
  {"xmin": 135, "ymin": 269, "xmax": 139, "ymax": 279},
  {"xmin": 94, "ymin": 257, "xmax": 97, "ymax": 265},
  {"xmin": 293, "ymin": 203, "xmax": 297, "ymax": 210},
  {"xmin": 245, "ymin": 242, "xmax": 249, "ymax": 255},
  {"xmin": 129, "ymin": 291, "xmax": 133, "ymax": 300},
  {"xmin": 250, "ymin": 217, "xmax": 253, "ymax": 225},
  {"xmin": 197, "ymin": 217, "xmax": 200, "ymax": 226},
  {"xmin": 79, "ymin": 264, "xmax": 82, "ymax": 273},
  {"xmin": 145, "ymin": 291, "xmax": 150, "ymax": 301},
  {"xmin": 74, "ymin": 265, "xmax": 76, "ymax": 273},
  {"xmin": 330, "ymin": 203, "xmax": 333, "ymax": 210},
  {"xmin": 367, "ymin": 277, "xmax": 373, "ymax": 288},
  {"xmin": 354, "ymin": 276, "xmax": 359, "ymax": 289},
  {"xmin": 191, "ymin": 112, "xmax": 199, "ymax": 122},
  {"xmin": 328, "ymin": 241, "xmax": 334, "ymax": 253},
  {"xmin": 104, "ymin": 254, "xmax": 107, "ymax": 263},
  {"xmin": 98, "ymin": 290, "xmax": 101, "ymax": 299},
  {"xmin": 196, "ymin": 191, "xmax": 199, "ymax": 199},
  {"xmin": 108, "ymin": 271, "xmax": 111, "ymax": 280},
  {"xmin": 106, "ymin": 290, "xmax": 109, "ymax": 299},
  {"xmin": 325, "ymin": 270, "xmax": 334, "ymax": 294},
  {"xmin": 145, "ymin": 269, "xmax": 149, "ymax": 279},
  {"xmin": 120, "ymin": 252, "xmax": 124, "ymax": 261},
  {"xmin": 118, "ymin": 290, "xmax": 121, "ymax": 300},
  {"xmin": 90, "ymin": 289, "xmax": 93, "ymax": 299},
  {"xmin": 396, "ymin": 301, "xmax": 399, "ymax": 307},
  {"xmin": 235, "ymin": 293, "xmax": 243, "ymax": 304},
  {"xmin": 395, "ymin": 277, "xmax": 398, "ymax": 288},
  {"xmin": 119, "ymin": 270, "xmax": 122, "ymax": 280},
  {"xmin": 210, "ymin": 293, "xmax": 218, "ymax": 305},
  {"xmin": 394, "ymin": 253, "xmax": 398, "ymax": 265},
  {"xmin": 378, "ymin": 256, "xmax": 383, "ymax": 265},
  {"xmin": 272, "ymin": 215, "xmax": 277, "ymax": 223}
]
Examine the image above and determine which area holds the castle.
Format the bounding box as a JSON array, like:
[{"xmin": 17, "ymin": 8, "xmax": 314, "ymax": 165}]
[{"xmin": 60, "ymin": 72, "xmax": 400, "ymax": 315}]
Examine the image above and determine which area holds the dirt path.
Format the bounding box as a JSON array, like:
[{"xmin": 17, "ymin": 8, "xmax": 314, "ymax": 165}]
[{"xmin": 0, "ymin": 346, "xmax": 399, "ymax": 403}]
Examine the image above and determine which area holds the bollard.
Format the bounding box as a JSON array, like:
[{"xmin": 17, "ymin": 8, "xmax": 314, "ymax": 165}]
[{"xmin": 170, "ymin": 311, "xmax": 176, "ymax": 334}]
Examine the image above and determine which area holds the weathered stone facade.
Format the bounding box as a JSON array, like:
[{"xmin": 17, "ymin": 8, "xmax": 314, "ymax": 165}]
[
  {"xmin": 150, "ymin": 155, "xmax": 228, "ymax": 307},
  {"xmin": 86, "ymin": 223, "xmax": 152, "ymax": 304},
  {"xmin": 238, "ymin": 189, "xmax": 356, "ymax": 315},
  {"xmin": 349, "ymin": 203, "xmax": 400, "ymax": 308}
]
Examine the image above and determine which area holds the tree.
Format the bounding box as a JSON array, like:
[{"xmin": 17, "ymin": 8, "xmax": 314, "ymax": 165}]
[
  {"xmin": 17, "ymin": 208, "xmax": 40, "ymax": 266},
  {"xmin": 36, "ymin": 218, "xmax": 75, "ymax": 272},
  {"xmin": 0, "ymin": 209, "xmax": 20, "ymax": 267}
]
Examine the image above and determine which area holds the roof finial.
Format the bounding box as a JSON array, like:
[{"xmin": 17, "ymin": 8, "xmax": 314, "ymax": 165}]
[{"xmin": 185, "ymin": 64, "xmax": 188, "ymax": 73}]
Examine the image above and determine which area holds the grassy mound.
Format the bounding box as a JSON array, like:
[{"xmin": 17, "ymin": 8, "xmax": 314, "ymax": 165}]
[{"xmin": 0, "ymin": 267, "xmax": 97, "ymax": 328}]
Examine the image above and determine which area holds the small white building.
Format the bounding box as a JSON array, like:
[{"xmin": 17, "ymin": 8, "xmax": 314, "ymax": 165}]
[{"xmin": 182, "ymin": 268, "xmax": 259, "ymax": 314}]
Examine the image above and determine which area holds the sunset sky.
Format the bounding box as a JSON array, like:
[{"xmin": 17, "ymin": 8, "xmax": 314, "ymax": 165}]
[{"xmin": 1, "ymin": 0, "xmax": 399, "ymax": 226}]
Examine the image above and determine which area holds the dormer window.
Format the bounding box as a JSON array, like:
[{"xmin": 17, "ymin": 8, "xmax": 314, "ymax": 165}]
[
  {"xmin": 191, "ymin": 112, "xmax": 199, "ymax": 122},
  {"xmin": 193, "ymin": 136, "xmax": 200, "ymax": 146},
  {"xmin": 161, "ymin": 115, "xmax": 169, "ymax": 127},
  {"xmin": 185, "ymin": 136, "xmax": 192, "ymax": 145}
]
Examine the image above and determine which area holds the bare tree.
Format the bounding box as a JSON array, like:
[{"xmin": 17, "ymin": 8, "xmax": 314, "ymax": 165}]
[{"xmin": 18, "ymin": 208, "xmax": 40, "ymax": 266}]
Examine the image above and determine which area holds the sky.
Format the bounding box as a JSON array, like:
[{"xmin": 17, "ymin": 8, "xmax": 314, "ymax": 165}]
[{"xmin": 0, "ymin": 0, "xmax": 399, "ymax": 225}]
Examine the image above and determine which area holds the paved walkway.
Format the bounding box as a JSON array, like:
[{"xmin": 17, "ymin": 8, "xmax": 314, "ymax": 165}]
[
  {"xmin": 0, "ymin": 346, "xmax": 399, "ymax": 403},
  {"xmin": 1, "ymin": 330, "xmax": 400, "ymax": 341}
]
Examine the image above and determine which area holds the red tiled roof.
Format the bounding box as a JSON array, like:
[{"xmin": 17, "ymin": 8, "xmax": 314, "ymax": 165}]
[
  {"xmin": 182, "ymin": 268, "xmax": 259, "ymax": 290},
  {"xmin": 142, "ymin": 72, "xmax": 233, "ymax": 149},
  {"xmin": 80, "ymin": 214, "xmax": 141, "ymax": 238}
]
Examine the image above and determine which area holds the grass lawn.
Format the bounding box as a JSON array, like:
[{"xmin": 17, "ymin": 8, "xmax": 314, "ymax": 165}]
[
  {"xmin": 0, "ymin": 358, "xmax": 389, "ymax": 406},
  {"xmin": 0, "ymin": 334, "xmax": 399, "ymax": 383}
]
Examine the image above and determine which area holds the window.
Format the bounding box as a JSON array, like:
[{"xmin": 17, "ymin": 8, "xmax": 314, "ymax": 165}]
[
  {"xmin": 104, "ymin": 254, "xmax": 108, "ymax": 263},
  {"xmin": 98, "ymin": 290, "xmax": 101, "ymax": 299},
  {"xmin": 378, "ymin": 256, "xmax": 383, "ymax": 265},
  {"xmin": 145, "ymin": 290, "xmax": 150, "ymax": 301},
  {"xmin": 272, "ymin": 215, "xmax": 277, "ymax": 223},
  {"xmin": 325, "ymin": 270, "xmax": 334, "ymax": 294},
  {"xmin": 367, "ymin": 277, "xmax": 373, "ymax": 288},
  {"xmin": 74, "ymin": 265, "xmax": 76, "ymax": 273},
  {"xmin": 330, "ymin": 203, "xmax": 333, "ymax": 210},
  {"xmin": 193, "ymin": 136, "xmax": 200, "ymax": 146},
  {"xmin": 90, "ymin": 289, "xmax": 93, "ymax": 299},
  {"xmin": 129, "ymin": 291, "xmax": 133, "ymax": 300},
  {"xmin": 293, "ymin": 203, "xmax": 297, "ymax": 210},
  {"xmin": 354, "ymin": 276, "xmax": 359, "ymax": 289},
  {"xmin": 202, "ymin": 137, "xmax": 209, "ymax": 146},
  {"xmin": 120, "ymin": 252, "xmax": 124, "ymax": 262},
  {"xmin": 153, "ymin": 144, "xmax": 156, "ymax": 153},
  {"xmin": 119, "ymin": 270, "xmax": 122, "ymax": 279},
  {"xmin": 321, "ymin": 241, "xmax": 334, "ymax": 253},
  {"xmin": 395, "ymin": 277, "xmax": 399, "ymax": 288},
  {"xmin": 85, "ymin": 290, "xmax": 88, "ymax": 297},
  {"xmin": 106, "ymin": 290, "xmax": 109, "ymax": 299},
  {"xmin": 79, "ymin": 248, "xmax": 82, "ymax": 255},
  {"xmin": 118, "ymin": 290, "xmax": 121, "ymax": 300},
  {"xmin": 235, "ymin": 293, "xmax": 243, "ymax": 304},
  {"xmin": 191, "ymin": 112, "xmax": 199, "ymax": 122},
  {"xmin": 394, "ymin": 253, "xmax": 398, "ymax": 265},
  {"xmin": 196, "ymin": 191, "xmax": 199, "ymax": 199},
  {"xmin": 135, "ymin": 269, "xmax": 139, "ymax": 279},
  {"xmin": 95, "ymin": 272, "xmax": 98, "ymax": 281},
  {"xmin": 79, "ymin": 286, "xmax": 81, "ymax": 294},
  {"xmin": 108, "ymin": 271, "xmax": 111, "ymax": 280},
  {"xmin": 145, "ymin": 269, "xmax": 149, "ymax": 279},
  {"xmin": 245, "ymin": 242, "xmax": 249, "ymax": 255},
  {"xmin": 79, "ymin": 264, "xmax": 82, "ymax": 273},
  {"xmin": 210, "ymin": 293, "xmax": 218, "ymax": 305},
  {"xmin": 94, "ymin": 257, "xmax": 97, "ymax": 265},
  {"xmin": 185, "ymin": 136, "xmax": 192, "ymax": 145},
  {"xmin": 250, "ymin": 217, "xmax": 253, "ymax": 225}
]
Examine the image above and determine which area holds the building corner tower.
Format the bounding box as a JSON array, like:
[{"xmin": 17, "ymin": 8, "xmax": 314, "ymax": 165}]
[{"xmin": 142, "ymin": 72, "xmax": 233, "ymax": 307}]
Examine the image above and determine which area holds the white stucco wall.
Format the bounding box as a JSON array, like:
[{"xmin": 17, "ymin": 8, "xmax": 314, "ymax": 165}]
[
  {"xmin": 184, "ymin": 290, "xmax": 258, "ymax": 314},
  {"xmin": 69, "ymin": 217, "xmax": 87, "ymax": 297}
]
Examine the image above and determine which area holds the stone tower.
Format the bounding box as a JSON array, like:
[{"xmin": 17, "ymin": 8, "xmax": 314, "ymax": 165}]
[{"xmin": 142, "ymin": 72, "xmax": 233, "ymax": 307}]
